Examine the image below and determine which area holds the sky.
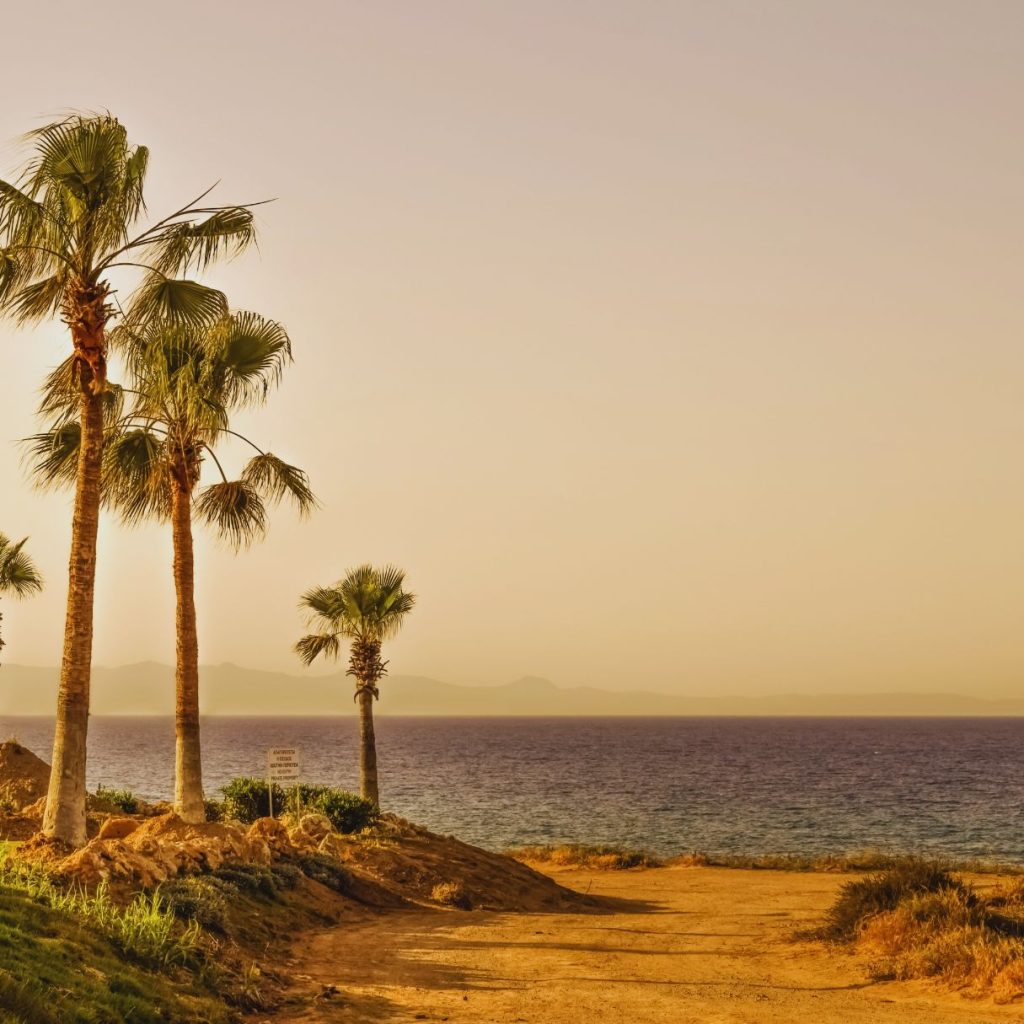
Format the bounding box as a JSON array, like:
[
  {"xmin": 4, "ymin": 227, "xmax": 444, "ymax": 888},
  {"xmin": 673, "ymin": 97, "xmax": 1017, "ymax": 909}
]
[{"xmin": 1, "ymin": 0, "xmax": 1022, "ymax": 700}]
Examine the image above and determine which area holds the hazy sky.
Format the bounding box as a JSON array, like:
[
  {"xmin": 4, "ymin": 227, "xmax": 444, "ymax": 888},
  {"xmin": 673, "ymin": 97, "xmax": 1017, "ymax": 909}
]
[{"xmin": 1, "ymin": 1, "xmax": 1022, "ymax": 698}]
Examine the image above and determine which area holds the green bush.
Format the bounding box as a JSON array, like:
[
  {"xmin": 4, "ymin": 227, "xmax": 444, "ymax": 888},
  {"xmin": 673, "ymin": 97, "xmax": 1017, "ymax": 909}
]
[
  {"xmin": 217, "ymin": 777, "xmax": 376, "ymax": 833},
  {"xmin": 160, "ymin": 877, "xmax": 229, "ymax": 932},
  {"xmin": 203, "ymin": 798, "xmax": 226, "ymax": 822},
  {"xmin": 218, "ymin": 777, "xmax": 287, "ymax": 823},
  {"xmin": 824, "ymin": 859, "xmax": 971, "ymax": 940},
  {"xmin": 210, "ymin": 863, "xmax": 298, "ymax": 899},
  {"xmin": 293, "ymin": 784, "xmax": 377, "ymax": 834},
  {"xmin": 95, "ymin": 784, "xmax": 140, "ymax": 814}
]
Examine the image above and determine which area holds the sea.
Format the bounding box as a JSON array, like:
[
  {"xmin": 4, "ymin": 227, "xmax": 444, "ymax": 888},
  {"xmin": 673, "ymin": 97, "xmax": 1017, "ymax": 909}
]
[{"xmin": 4, "ymin": 716, "xmax": 1024, "ymax": 861}]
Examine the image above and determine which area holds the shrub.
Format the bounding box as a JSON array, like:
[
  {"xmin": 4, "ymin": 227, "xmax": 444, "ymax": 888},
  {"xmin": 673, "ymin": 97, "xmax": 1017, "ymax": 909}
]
[
  {"xmin": 160, "ymin": 876, "xmax": 229, "ymax": 932},
  {"xmin": 431, "ymin": 881, "xmax": 472, "ymax": 909},
  {"xmin": 292, "ymin": 784, "xmax": 377, "ymax": 834},
  {"xmin": 210, "ymin": 863, "xmax": 298, "ymax": 899},
  {"xmin": 823, "ymin": 860, "xmax": 971, "ymax": 941},
  {"xmin": 217, "ymin": 777, "xmax": 377, "ymax": 833},
  {"xmin": 95, "ymin": 784, "xmax": 139, "ymax": 814},
  {"xmin": 203, "ymin": 798, "xmax": 226, "ymax": 822},
  {"xmin": 295, "ymin": 854, "xmax": 351, "ymax": 893},
  {"xmin": 219, "ymin": 777, "xmax": 287, "ymax": 823}
]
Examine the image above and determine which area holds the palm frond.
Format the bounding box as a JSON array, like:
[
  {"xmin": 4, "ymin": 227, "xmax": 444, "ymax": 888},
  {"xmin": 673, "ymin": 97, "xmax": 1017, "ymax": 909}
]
[
  {"xmin": 39, "ymin": 357, "xmax": 124, "ymax": 425},
  {"xmin": 103, "ymin": 428, "xmax": 171, "ymax": 524},
  {"xmin": 148, "ymin": 207, "xmax": 256, "ymax": 275},
  {"xmin": 207, "ymin": 311, "xmax": 292, "ymax": 407},
  {"xmin": 127, "ymin": 275, "xmax": 228, "ymax": 330},
  {"xmin": 9, "ymin": 271, "xmax": 66, "ymax": 321},
  {"xmin": 23, "ymin": 423, "xmax": 81, "ymax": 489},
  {"xmin": 0, "ymin": 534, "xmax": 43, "ymax": 597},
  {"xmin": 242, "ymin": 452, "xmax": 317, "ymax": 514},
  {"xmin": 0, "ymin": 181, "xmax": 46, "ymax": 241},
  {"xmin": 0, "ymin": 248, "xmax": 25, "ymax": 303},
  {"xmin": 298, "ymin": 584, "xmax": 346, "ymax": 630},
  {"xmin": 194, "ymin": 479, "xmax": 267, "ymax": 549},
  {"xmin": 294, "ymin": 632, "xmax": 341, "ymax": 666}
]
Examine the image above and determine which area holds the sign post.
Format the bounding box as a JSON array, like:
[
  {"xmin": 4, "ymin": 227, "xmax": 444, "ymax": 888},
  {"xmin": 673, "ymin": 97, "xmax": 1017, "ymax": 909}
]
[{"xmin": 267, "ymin": 747, "xmax": 301, "ymax": 818}]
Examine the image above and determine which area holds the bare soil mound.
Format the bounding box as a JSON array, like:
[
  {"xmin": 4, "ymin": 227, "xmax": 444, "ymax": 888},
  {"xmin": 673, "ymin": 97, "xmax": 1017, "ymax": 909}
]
[
  {"xmin": 14, "ymin": 807, "xmax": 587, "ymax": 916},
  {"xmin": 330, "ymin": 815, "xmax": 594, "ymax": 912},
  {"xmin": 0, "ymin": 740, "xmax": 50, "ymax": 811}
]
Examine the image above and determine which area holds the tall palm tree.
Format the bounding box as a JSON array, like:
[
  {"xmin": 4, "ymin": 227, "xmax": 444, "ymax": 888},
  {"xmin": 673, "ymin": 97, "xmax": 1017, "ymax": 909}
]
[
  {"xmin": 294, "ymin": 565, "xmax": 415, "ymax": 806},
  {"xmin": 0, "ymin": 534, "xmax": 43, "ymax": 664},
  {"xmin": 0, "ymin": 113, "xmax": 261, "ymax": 844},
  {"xmin": 29, "ymin": 311, "xmax": 316, "ymax": 823}
]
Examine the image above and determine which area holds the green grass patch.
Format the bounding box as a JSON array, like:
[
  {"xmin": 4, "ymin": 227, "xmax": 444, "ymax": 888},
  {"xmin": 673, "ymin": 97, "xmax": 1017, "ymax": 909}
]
[{"xmin": 0, "ymin": 880, "xmax": 232, "ymax": 1024}]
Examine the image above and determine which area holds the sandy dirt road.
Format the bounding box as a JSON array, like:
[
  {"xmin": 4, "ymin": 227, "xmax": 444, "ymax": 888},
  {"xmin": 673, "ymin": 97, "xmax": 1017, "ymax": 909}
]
[{"xmin": 275, "ymin": 866, "xmax": 1024, "ymax": 1024}]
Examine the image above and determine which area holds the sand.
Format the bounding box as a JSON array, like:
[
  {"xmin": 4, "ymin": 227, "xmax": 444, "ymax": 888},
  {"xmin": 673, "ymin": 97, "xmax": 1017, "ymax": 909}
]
[{"xmin": 273, "ymin": 865, "xmax": 1024, "ymax": 1023}]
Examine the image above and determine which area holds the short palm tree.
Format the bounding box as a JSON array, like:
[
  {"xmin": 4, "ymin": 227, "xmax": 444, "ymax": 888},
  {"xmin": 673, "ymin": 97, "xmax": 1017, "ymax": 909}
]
[
  {"xmin": 30, "ymin": 310, "xmax": 315, "ymax": 823},
  {"xmin": 0, "ymin": 534, "xmax": 43, "ymax": 663},
  {"xmin": 295, "ymin": 566, "xmax": 415, "ymax": 806},
  {"xmin": 0, "ymin": 113, "xmax": 261, "ymax": 845}
]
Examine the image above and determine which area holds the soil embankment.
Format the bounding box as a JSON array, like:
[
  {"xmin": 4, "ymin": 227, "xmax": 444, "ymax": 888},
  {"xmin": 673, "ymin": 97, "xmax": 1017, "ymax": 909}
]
[{"xmin": 272, "ymin": 866, "xmax": 1024, "ymax": 1024}]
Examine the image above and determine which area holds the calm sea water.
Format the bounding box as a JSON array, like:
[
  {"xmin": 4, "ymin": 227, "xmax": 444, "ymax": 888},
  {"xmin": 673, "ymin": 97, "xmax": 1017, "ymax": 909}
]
[{"xmin": 4, "ymin": 716, "xmax": 1024, "ymax": 860}]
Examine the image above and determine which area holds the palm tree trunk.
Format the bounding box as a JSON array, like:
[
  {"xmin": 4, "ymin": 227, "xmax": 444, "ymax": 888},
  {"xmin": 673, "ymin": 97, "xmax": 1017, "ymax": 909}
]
[
  {"xmin": 42, "ymin": 383, "xmax": 104, "ymax": 846},
  {"xmin": 171, "ymin": 482, "xmax": 205, "ymax": 823},
  {"xmin": 357, "ymin": 686, "xmax": 379, "ymax": 806}
]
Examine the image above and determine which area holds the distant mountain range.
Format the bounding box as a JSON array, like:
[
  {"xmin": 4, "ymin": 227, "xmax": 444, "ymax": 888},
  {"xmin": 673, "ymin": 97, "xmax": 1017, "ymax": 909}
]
[{"xmin": 1, "ymin": 662, "xmax": 1023, "ymax": 716}]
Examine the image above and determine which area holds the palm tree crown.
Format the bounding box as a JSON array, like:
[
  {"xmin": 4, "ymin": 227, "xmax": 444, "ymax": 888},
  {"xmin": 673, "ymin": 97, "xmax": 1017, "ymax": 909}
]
[
  {"xmin": 296, "ymin": 565, "xmax": 416, "ymax": 695},
  {"xmin": 0, "ymin": 113, "xmax": 259, "ymax": 366},
  {"xmin": 28, "ymin": 310, "xmax": 316, "ymax": 542}
]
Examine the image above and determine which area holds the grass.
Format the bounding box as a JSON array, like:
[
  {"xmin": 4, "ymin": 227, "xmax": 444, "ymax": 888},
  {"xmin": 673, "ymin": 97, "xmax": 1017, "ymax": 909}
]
[
  {"xmin": 509, "ymin": 845, "xmax": 1024, "ymax": 881},
  {"xmin": 0, "ymin": 854, "xmax": 201, "ymax": 969},
  {"xmin": 431, "ymin": 880, "xmax": 473, "ymax": 909},
  {"xmin": 817, "ymin": 860, "xmax": 1024, "ymax": 1001},
  {"xmin": 0, "ymin": 874, "xmax": 231, "ymax": 1024},
  {"xmin": 821, "ymin": 859, "xmax": 968, "ymax": 940},
  {"xmin": 508, "ymin": 844, "xmax": 664, "ymax": 869}
]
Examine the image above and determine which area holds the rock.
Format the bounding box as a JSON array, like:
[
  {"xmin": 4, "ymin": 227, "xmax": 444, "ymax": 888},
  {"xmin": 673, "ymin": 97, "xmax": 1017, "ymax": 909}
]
[
  {"xmin": 296, "ymin": 813, "xmax": 333, "ymax": 842},
  {"xmin": 288, "ymin": 813, "xmax": 334, "ymax": 853},
  {"xmin": 248, "ymin": 817, "xmax": 295, "ymax": 858},
  {"xmin": 318, "ymin": 833, "xmax": 353, "ymax": 859},
  {"xmin": 98, "ymin": 817, "xmax": 140, "ymax": 841}
]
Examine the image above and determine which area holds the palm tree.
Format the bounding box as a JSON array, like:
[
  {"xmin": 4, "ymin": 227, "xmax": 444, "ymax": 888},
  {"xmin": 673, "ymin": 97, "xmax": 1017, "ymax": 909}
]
[
  {"xmin": 0, "ymin": 534, "xmax": 43, "ymax": 664},
  {"xmin": 294, "ymin": 565, "xmax": 415, "ymax": 806},
  {"xmin": 29, "ymin": 311, "xmax": 315, "ymax": 823},
  {"xmin": 0, "ymin": 113, "xmax": 261, "ymax": 844}
]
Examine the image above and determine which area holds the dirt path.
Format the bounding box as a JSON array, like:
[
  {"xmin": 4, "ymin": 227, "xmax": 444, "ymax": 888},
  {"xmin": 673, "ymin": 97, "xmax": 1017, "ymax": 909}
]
[{"xmin": 275, "ymin": 866, "xmax": 1024, "ymax": 1023}]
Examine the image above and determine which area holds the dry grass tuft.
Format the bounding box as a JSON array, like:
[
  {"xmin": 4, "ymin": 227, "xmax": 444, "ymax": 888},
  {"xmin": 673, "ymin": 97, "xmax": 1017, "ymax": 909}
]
[
  {"xmin": 507, "ymin": 844, "xmax": 663, "ymax": 870},
  {"xmin": 820, "ymin": 863, "xmax": 1024, "ymax": 1001},
  {"xmin": 431, "ymin": 880, "xmax": 473, "ymax": 909}
]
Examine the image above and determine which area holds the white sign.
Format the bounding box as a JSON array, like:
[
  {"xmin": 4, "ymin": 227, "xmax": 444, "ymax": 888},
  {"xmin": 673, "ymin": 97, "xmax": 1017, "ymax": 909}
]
[{"xmin": 268, "ymin": 747, "xmax": 301, "ymax": 782}]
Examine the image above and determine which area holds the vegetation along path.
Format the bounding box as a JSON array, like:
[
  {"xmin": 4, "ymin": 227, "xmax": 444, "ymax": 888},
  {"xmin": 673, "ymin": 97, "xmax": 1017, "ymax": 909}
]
[{"xmin": 273, "ymin": 866, "xmax": 1024, "ymax": 1024}]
